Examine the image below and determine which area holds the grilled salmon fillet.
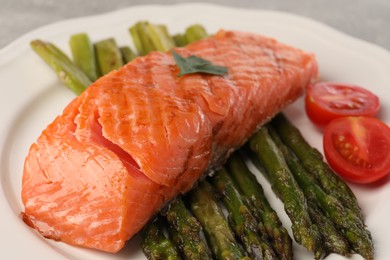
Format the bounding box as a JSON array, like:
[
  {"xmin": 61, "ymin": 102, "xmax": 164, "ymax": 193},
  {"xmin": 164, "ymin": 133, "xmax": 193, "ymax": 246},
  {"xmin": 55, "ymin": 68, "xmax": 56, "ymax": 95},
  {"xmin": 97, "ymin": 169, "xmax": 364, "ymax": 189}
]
[{"xmin": 21, "ymin": 30, "xmax": 317, "ymax": 253}]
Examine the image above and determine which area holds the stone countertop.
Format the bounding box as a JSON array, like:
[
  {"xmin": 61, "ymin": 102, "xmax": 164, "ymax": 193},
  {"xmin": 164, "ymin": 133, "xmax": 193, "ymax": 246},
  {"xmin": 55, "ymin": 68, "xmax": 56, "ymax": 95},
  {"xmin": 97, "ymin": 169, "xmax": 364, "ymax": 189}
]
[{"xmin": 0, "ymin": 0, "xmax": 389, "ymax": 51}]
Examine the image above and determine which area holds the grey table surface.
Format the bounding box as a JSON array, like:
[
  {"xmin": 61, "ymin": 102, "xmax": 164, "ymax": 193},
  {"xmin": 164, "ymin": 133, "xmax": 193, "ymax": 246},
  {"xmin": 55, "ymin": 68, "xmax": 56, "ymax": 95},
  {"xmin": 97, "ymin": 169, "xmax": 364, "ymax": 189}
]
[{"xmin": 1, "ymin": 0, "xmax": 389, "ymax": 51}]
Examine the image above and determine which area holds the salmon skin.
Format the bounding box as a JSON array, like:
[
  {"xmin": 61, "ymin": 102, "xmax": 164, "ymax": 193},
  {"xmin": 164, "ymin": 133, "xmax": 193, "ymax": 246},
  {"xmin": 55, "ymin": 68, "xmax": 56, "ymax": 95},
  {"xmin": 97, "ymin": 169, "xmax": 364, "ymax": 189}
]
[{"xmin": 21, "ymin": 30, "xmax": 317, "ymax": 253}]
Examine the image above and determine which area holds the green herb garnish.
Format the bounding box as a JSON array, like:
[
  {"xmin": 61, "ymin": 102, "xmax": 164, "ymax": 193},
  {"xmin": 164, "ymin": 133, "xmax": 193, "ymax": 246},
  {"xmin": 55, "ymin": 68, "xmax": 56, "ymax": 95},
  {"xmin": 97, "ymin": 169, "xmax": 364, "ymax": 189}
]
[{"xmin": 171, "ymin": 50, "xmax": 228, "ymax": 77}]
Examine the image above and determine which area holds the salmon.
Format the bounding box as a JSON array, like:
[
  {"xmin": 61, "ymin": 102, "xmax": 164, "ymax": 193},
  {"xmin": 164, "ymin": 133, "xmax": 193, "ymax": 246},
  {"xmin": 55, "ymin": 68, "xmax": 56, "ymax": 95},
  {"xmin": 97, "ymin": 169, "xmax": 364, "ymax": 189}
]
[{"xmin": 21, "ymin": 30, "xmax": 317, "ymax": 253}]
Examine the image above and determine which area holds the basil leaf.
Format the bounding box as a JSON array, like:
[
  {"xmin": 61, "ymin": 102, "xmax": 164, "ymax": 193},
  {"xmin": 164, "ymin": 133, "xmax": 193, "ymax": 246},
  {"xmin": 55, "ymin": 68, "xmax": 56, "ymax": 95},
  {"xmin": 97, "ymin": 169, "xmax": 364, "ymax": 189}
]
[{"xmin": 171, "ymin": 50, "xmax": 228, "ymax": 77}]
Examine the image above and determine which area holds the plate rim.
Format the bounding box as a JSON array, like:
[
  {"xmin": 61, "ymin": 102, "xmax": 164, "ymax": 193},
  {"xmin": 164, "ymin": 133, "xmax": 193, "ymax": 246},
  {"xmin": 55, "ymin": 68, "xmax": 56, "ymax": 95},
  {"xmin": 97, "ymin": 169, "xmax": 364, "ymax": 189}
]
[{"xmin": 1, "ymin": 3, "xmax": 390, "ymax": 60}]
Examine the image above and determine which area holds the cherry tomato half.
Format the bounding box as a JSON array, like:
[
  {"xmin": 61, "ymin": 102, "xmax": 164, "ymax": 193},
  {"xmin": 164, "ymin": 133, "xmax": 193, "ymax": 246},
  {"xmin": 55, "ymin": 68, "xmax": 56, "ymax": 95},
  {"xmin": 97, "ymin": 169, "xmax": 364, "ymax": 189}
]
[
  {"xmin": 305, "ymin": 82, "xmax": 380, "ymax": 128},
  {"xmin": 323, "ymin": 116, "xmax": 390, "ymax": 184}
]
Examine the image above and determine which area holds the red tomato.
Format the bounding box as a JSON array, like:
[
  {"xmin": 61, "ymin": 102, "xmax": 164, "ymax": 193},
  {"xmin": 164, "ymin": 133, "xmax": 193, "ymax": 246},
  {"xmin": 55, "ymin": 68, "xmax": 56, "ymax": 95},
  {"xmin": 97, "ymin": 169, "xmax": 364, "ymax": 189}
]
[
  {"xmin": 323, "ymin": 116, "xmax": 390, "ymax": 184},
  {"xmin": 305, "ymin": 82, "xmax": 380, "ymax": 128}
]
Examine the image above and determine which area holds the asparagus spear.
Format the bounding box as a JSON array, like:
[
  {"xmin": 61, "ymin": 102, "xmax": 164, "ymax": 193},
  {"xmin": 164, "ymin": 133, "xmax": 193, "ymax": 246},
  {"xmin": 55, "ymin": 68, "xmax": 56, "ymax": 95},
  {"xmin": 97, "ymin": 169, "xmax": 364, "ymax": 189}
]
[
  {"xmin": 174, "ymin": 24, "xmax": 208, "ymax": 47},
  {"xmin": 165, "ymin": 197, "xmax": 213, "ymax": 260},
  {"xmin": 249, "ymin": 126, "xmax": 323, "ymax": 259},
  {"xmin": 173, "ymin": 33, "xmax": 188, "ymax": 47},
  {"xmin": 129, "ymin": 21, "xmax": 156, "ymax": 55},
  {"xmin": 268, "ymin": 126, "xmax": 351, "ymax": 256},
  {"xmin": 69, "ymin": 33, "xmax": 98, "ymax": 81},
  {"xmin": 227, "ymin": 153, "xmax": 293, "ymax": 260},
  {"xmin": 31, "ymin": 40, "xmax": 91, "ymax": 95},
  {"xmin": 279, "ymin": 139, "xmax": 372, "ymax": 258},
  {"xmin": 146, "ymin": 24, "xmax": 176, "ymax": 51},
  {"xmin": 119, "ymin": 46, "xmax": 137, "ymax": 63},
  {"xmin": 307, "ymin": 202, "xmax": 351, "ymax": 257},
  {"xmin": 268, "ymin": 125, "xmax": 373, "ymax": 259},
  {"xmin": 296, "ymin": 164, "xmax": 373, "ymax": 259},
  {"xmin": 211, "ymin": 168, "xmax": 276, "ymax": 260},
  {"xmin": 270, "ymin": 113, "xmax": 363, "ymax": 221},
  {"xmin": 311, "ymin": 187, "xmax": 373, "ymax": 259},
  {"xmin": 141, "ymin": 216, "xmax": 181, "ymax": 260},
  {"xmin": 129, "ymin": 21, "xmax": 176, "ymax": 55},
  {"xmin": 187, "ymin": 181, "xmax": 249, "ymax": 260},
  {"xmin": 185, "ymin": 24, "xmax": 208, "ymax": 43},
  {"xmin": 94, "ymin": 38, "xmax": 123, "ymax": 76}
]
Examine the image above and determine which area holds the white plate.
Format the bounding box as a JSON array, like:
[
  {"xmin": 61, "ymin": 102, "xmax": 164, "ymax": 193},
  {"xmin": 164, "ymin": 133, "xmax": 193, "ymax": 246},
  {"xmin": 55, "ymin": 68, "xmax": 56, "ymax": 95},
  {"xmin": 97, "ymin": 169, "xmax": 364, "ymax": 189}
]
[{"xmin": 1, "ymin": 3, "xmax": 389, "ymax": 260}]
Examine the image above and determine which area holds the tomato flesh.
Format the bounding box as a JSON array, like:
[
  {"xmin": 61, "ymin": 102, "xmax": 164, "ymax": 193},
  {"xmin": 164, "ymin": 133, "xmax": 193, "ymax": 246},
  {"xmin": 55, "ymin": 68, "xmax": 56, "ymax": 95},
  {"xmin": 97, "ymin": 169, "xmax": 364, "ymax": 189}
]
[
  {"xmin": 305, "ymin": 82, "xmax": 380, "ymax": 128},
  {"xmin": 323, "ymin": 117, "xmax": 390, "ymax": 184}
]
